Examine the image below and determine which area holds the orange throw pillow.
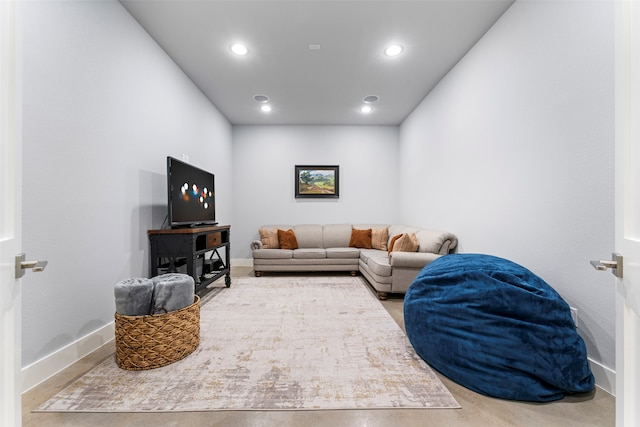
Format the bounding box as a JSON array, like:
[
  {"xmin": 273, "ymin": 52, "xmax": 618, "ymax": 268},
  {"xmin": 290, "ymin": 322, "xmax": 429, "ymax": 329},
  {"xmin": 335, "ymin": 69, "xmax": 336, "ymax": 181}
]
[
  {"xmin": 388, "ymin": 234, "xmax": 404, "ymax": 255},
  {"xmin": 277, "ymin": 229, "xmax": 299, "ymax": 250},
  {"xmin": 349, "ymin": 228, "xmax": 372, "ymax": 249}
]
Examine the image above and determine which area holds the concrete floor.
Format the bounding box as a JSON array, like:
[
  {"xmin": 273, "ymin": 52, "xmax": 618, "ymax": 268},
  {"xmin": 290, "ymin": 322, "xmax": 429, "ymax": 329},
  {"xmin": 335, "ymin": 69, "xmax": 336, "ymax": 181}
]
[{"xmin": 22, "ymin": 267, "xmax": 615, "ymax": 427}]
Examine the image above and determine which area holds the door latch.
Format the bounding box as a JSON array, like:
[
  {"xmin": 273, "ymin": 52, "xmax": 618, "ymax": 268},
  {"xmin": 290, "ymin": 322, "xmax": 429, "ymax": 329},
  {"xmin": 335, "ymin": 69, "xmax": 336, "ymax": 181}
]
[
  {"xmin": 15, "ymin": 253, "xmax": 48, "ymax": 278},
  {"xmin": 590, "ymin": 253, "xmax": 623, "ymax": 278}
]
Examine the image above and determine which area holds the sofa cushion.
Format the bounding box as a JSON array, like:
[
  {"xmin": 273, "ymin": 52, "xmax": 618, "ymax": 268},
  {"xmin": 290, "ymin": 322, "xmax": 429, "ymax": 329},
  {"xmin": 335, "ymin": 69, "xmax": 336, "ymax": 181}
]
[
  {"xmin": 277, "ymin": 229, "xmax": 299, "ymax": 250},
  {"xmin": 252, "ymin": 249, "xmax": 293, "ymax": 259},
  {"xmin": 322, "ymin": 224, "xmax": 352, "ymax": 248},
  {"xmin": 360, "ymin": 249, "xmax": 391, "ymax": 277},
  {"xmin": 391, "ymin": 233, "xmax": 419, "ymax": 253},
  {"xmin": 293, "ymin": 224, "xmax": 323, "ymax": 248},
  {"xmin": 390, "ymin": 251, "xmax": 441, "ymax": 268},
  {"xmin": 349, "ymin": 228, "xmax": 372, "ymax": 249},
  {"xmin": 358, "ymin": 249, "xmax": 372, "ymax": 264},
  {"xmin": 326, "ymin": 247, "xmax": 361, "ymax": 259},
  {"xmin": 366, "ymin": 253, "xmax": 392, "ymax": 277},
  {"xmin": 293, "ymin": 248, "xmax": 326, "ymax": 259},
  {"xmin": 259, "ymin": 228, "xmax": 280, "ymax": 249},
  {"xmin": 371, "ymin": 228, "xmax": 389, "ymax": 251}
]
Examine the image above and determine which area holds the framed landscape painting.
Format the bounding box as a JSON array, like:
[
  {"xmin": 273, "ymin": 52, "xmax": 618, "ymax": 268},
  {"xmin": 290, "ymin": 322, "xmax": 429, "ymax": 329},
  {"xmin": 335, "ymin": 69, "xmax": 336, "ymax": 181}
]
[{"xmin": 295, "ymin": 165, "xmax": 339, "ymax": 198}]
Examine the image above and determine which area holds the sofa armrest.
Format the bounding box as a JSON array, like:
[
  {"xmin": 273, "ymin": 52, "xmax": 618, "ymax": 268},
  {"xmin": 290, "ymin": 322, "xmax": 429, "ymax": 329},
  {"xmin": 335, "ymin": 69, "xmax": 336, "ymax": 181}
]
[
  {"xmin": 415, "ymin": 229, "xmax": 458, "ymax": 255},
  {"xmin": 390, "ymin": 252, "xmax": 441, "ymax": 268},
  {"xmin": 250, "ymin": 240, "xmax": 263, "ymax": 250}
]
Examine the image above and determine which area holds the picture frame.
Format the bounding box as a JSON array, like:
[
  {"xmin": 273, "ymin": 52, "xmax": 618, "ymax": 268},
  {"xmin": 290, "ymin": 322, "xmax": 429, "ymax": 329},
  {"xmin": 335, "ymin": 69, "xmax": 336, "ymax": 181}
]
[{"xmin": 295, "ymin": 165, "xmax": 339, "ymax": 198}]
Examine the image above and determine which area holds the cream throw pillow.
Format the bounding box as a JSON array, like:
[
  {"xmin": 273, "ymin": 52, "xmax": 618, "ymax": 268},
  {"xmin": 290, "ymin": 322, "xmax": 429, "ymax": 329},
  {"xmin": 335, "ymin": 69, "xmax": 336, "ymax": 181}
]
[
  {"xmin": 391, "ymin": 233, "xmax": 419, "ymax": 252},
  {"xmin": 371, "ymin": 228, "xmax": 389, "ymax": 251},
  {"xmin": 259, "ymin": 228, "xmax": 279, "ymax": 249}
]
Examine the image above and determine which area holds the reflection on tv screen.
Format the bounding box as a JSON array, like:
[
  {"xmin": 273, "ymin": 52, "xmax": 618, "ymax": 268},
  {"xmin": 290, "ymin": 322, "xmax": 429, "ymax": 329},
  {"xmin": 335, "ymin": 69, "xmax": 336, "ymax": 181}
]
[{"xmin": 179, "ymin": 182, "xmax": 213, "ymax": 211}]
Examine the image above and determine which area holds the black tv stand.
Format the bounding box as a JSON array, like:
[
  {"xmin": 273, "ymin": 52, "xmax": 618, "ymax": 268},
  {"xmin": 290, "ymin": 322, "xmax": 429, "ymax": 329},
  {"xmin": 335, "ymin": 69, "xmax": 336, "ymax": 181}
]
[
  {"xmin": 189, "ymin": 222, "xmax": 218, "ymax": 228},
  {"xmin": 148, "ymin": 225, "xmax": 231, "ymax": 290},
  {"xmin": 170, "ymin": 222, "xmax": 218, "ymax": 229}
]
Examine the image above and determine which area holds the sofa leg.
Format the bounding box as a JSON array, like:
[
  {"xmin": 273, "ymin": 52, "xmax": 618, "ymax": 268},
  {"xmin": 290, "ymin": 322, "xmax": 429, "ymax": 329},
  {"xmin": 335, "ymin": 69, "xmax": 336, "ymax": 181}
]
[
  {"xmin": 350, "ymin": 271, "xmax": 357, "ymax": 276},
  {"xmin": 377, "ymin": 292, "xmax": 388, "ymax": 300},
  {"xmin": 254, "ymin": 271, "xmax": 262, "ymax": 277}
]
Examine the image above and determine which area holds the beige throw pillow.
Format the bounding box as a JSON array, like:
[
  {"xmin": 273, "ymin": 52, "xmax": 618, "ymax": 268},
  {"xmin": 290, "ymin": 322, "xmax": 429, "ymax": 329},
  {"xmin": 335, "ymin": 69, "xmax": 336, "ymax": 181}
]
[
  {"xmin": 259, "ymin": 228, "xmax": 279, "ymax": 249},
  {"xmin": 391, "ymin": 233, "xmax": 419, "ymax": 253},
  {"xmin": 371, "ymin": 228, "xmax": 389, "ymax": 251}
]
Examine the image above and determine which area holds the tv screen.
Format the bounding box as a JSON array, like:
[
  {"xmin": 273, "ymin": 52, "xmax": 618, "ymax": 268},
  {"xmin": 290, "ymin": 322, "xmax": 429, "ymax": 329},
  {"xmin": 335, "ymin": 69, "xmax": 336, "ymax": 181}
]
[{"xmin": 167, "ymin": 156, "xmax": 216, "ymax": 228}]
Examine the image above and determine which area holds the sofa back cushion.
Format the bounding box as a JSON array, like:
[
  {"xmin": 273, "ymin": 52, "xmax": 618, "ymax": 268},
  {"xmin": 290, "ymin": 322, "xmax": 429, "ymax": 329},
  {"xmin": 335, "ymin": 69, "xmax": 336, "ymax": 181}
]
[
  {"xmin": 260, "ymin": 225, "xmax": 293, "ymax": 234},
  {"xmin": 322, "ymin": 224, "xmax": 352, "ymax": 248},
  {"xmin": 293, "ymin": 224, "xmax": 324, "ymax": 248}
]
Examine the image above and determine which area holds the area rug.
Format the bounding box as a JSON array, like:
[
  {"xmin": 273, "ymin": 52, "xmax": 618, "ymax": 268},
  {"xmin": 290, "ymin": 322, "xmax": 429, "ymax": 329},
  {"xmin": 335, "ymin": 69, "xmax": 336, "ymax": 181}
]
[{"xmin": 36, "ymin": 276, "xmax": 460, "ymax": 412}]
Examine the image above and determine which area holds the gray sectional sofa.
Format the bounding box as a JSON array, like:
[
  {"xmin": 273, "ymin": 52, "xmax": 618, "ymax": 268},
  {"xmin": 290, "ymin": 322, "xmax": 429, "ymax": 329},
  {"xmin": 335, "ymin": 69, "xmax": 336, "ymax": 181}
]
[{"xmin": 250, "ymin": 224, "xmax": 458, "ymax": 299}]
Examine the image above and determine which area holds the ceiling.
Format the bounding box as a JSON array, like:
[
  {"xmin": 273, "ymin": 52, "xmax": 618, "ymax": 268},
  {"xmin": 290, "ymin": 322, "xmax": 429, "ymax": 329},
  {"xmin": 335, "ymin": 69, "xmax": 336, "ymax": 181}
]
[{"xmin": 119, "ymin": 0, "xmax": 514, "ymax": 126}]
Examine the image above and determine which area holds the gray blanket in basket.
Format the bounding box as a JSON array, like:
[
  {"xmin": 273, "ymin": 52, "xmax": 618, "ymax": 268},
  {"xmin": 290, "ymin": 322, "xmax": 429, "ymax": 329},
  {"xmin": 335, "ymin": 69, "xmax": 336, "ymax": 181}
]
[
  {"xmin": 151, "ymin": 273, "xmax": 195, "ymax": 314},
  {"xmin": 114, "ymin": 273, "xmax": 195, "ymax": 316},
  {"xmin": 114, "ymin": 277, "xmax": 154, "ymax": 316}
]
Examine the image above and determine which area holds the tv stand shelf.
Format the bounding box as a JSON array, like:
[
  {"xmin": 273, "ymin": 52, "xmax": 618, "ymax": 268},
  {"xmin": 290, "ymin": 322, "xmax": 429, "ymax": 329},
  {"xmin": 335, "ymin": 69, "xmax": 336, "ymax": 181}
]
[{"xmin": 148, "ymin": 225, "xmax": 231, "ymax": 290}]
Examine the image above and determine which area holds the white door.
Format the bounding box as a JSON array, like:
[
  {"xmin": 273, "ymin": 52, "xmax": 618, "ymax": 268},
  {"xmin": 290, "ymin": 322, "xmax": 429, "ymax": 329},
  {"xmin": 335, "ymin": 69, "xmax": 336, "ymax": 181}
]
[
  {"xmin": 615, "ymin": 1, "xmax": 640, "ymax": 426},
  {"xmin": 0, "ymin": 2, "xmax": 22, "ymax": 426}
]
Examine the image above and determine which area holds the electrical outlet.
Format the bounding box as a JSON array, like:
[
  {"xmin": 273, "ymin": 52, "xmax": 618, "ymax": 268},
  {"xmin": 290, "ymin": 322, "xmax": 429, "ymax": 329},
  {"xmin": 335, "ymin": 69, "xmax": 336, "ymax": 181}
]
[{"xmin": 570, "ymin": 307, "xmax": 578, "ymax": 327}]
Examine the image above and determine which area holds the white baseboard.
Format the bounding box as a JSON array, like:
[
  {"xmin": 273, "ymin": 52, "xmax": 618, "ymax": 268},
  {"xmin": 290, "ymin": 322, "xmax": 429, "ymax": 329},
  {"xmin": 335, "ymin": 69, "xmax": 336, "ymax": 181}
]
[
  {"xmin": 589, "ymin": 357, "xmax": 615, "ymax": 396},
  {"xmin": 21, "ymin": 321, "xmax": 114, "ymax": 393},
  {"xmin": 232, "ymin": 258, "xmax": 253, "ymax": 267}
]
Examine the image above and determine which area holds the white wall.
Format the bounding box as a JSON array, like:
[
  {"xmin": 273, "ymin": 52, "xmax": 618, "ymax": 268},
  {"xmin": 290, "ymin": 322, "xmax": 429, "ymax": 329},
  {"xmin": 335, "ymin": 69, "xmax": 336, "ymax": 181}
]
[
  {"xmin": 231, "ymin": 125, "xmax": 399, "ymax": 261},
  {"xmin": 22, "ymin": 0, "xmax": 231, "ymax": 370},
  {"xmin": 400, "ymin": 0, "xmax": 615, "ymax": 375}
]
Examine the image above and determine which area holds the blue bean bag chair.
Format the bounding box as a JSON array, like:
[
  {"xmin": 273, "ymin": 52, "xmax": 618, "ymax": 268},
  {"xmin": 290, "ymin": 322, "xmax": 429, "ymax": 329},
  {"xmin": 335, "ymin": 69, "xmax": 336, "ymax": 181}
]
[{"xmin": 404, "ymin": 254, "xmax": 594, "ymax": 402}]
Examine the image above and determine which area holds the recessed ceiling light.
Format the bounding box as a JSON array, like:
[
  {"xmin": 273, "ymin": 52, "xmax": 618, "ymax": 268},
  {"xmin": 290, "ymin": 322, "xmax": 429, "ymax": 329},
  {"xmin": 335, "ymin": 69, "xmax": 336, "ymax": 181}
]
[
  {"xmin": 363, "ymin": 95, "xmax": 379, "ymax": 103},
  {"xmin": 260, "ymin": 104, "xmax": 272, "ymax": 113},
  {"xmin": 360, "ymin": 105, "xmax": 372, "ymax": 114},
  {"xmin": 230, "ymin": 43, "xmax": 248, "ymax": 56},
  {"xmin": 253, "ymin": 94, "xmax": 270, "ymax": 103},
  {"xmin": 384, "ymin": 44, "xmax": 403, "ymax": 57}
]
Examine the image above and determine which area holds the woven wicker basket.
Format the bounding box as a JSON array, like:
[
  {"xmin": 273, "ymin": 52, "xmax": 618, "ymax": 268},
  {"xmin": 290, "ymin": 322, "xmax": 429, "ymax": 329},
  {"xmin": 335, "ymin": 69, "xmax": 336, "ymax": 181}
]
[{"xmin": 114, "ymin": 295, "xmax": 200, "ymax": 370}]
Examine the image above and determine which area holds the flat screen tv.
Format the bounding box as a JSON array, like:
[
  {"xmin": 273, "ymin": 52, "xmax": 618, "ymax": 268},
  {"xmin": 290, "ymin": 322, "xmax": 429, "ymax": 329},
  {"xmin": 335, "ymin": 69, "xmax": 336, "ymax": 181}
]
[{"xmin": 167, "ymin": 156, "xmax": 216, "ymax": 228}]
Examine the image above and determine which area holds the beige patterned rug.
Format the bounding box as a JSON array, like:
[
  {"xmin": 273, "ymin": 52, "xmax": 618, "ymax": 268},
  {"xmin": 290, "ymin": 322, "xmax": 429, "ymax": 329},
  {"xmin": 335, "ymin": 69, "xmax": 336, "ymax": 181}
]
[{"xmin": 36, "ymin": 276, "xmax": 459, "ymax": 412}]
